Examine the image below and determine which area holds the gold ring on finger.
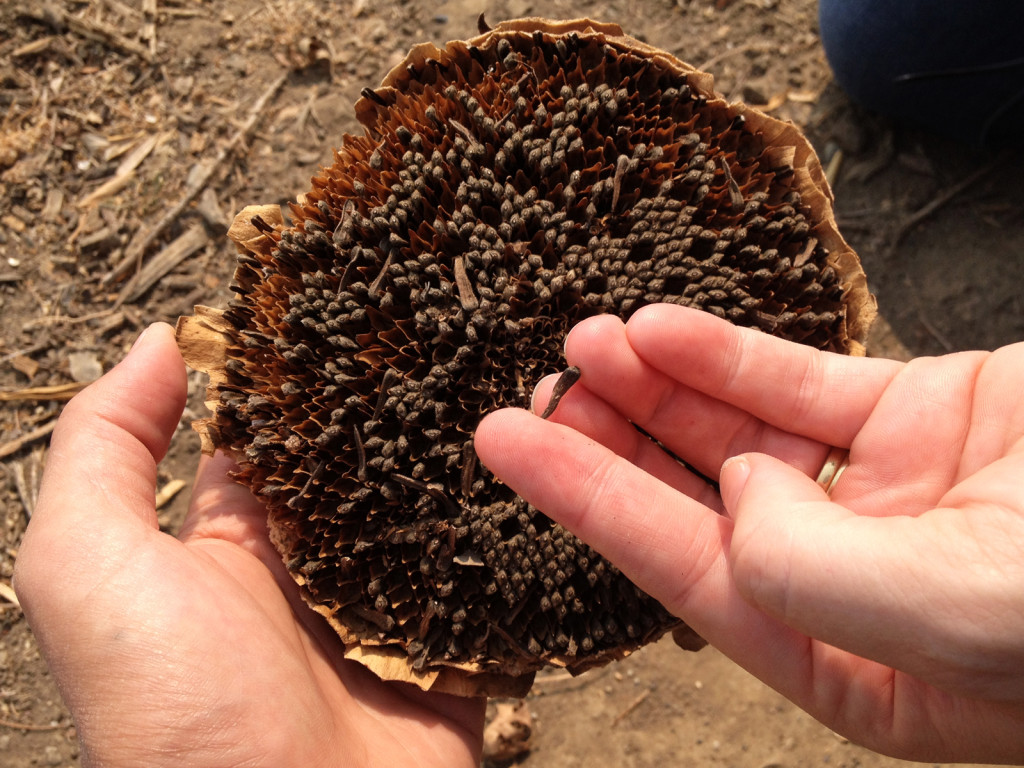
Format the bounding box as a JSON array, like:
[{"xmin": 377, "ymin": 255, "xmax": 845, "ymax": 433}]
[{"xmin": 815, "ymin": 446, "xmax": 850, "ymax": 496}]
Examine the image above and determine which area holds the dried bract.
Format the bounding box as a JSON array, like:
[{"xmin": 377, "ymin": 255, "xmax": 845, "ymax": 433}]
[{"xmin": 177, "ymin": 18, "xmax": 874, "ymax": 697}]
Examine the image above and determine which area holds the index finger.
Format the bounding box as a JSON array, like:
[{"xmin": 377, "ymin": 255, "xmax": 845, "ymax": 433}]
[{"xmin": 625, "ymin": 304, "xmax": 903, "ymax": 448}]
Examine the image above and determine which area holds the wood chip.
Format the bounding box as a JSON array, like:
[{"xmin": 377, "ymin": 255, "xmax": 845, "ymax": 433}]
[
  {"xmin": 155, "ymin": 478, "xmax": 187, "ymax": 510},
  {"xmin": 482, "ymin": 701, "xmax": 533, "ymax": 762},
  {"xmin": 8, "ymin": 354, "xmax": 40, "ymax": 379},
  {"xmin": 117, "ymin": 222, "xmax": 210, "ymax": 305},
  {"xmin": 77, "ymin": 133, "xmax": 161, "ymax": 207},
  {"xmin": 41, "ymin": 187, "xmax": 65, "ymax": 221}
]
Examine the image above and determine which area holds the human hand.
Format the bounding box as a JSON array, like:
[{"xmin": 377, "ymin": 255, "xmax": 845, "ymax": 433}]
[
  {"xmin": 475, "ymin": 304, "xmax": 1024, "ymax": 764},
  {"xmin": 13, "ymin": 324, "xmax": 484, "ymax": 768}
]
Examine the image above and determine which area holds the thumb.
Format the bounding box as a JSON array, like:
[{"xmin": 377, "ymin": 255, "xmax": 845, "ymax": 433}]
[
  {"xmin": 15, "ymin": 323, "xmax": 187, "ymax": 609},
  {"xmin": 719, "ymin": 453, "xmax": 847, "ymax": 619},
  {"xmin": 720, "ymin": 453, "xmax": 916, "ymax": 667},
  {"xmin": 717, "ymin": 453, "xmax": 1008, "ymax": 692}
]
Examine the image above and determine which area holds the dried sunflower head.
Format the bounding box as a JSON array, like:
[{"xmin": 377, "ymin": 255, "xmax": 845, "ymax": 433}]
[{"xmin": 177, "ymin": 17, "xmax": 874, "ymax": 697}]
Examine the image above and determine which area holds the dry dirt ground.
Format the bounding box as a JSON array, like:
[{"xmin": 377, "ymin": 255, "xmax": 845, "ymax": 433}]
[{"xmin": 1, "ymin": 1, "xmax": 1022, "ymax": 766}]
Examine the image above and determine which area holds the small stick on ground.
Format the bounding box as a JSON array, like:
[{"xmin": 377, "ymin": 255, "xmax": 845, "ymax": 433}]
[
  {"xmin": 23, "ymin": 308, "xmax": 117, "ymax": 330},
  {"xmin": 0, "ymin": 581, "xmax": 20, "ymax": 609},
  {"xmin": 10, "ymin": 452, "xmax": 42, "ymax": 518},
  {"xmin": 824, "ymin": 147, "xmax": 843, "ymax": 187},
  {"xmin": 155, "ymin": 478, "xmax": 187, "ymax": 510},
  {"xmin": 0, "ymin": 382, "xmax": 88, "ymax": 402},
  {"xmin": 0, "ymin": 341, "xmax": 51, "ymax": 365},
  {"xmin": 0, "ymin": 713, "xmax": 62, "ymax": 732},
  {"xmin": 117, "ymin": 222, "xmax": 210, "ymax": 305},
  {"xmin": 142, "ymin": 0, "xmax": 158, "ymax": 58},
  {"xmin": 612, "ymin": 689, "xmax": 652, "ymax": 726},
  {"xmin": 0, "ymin": 419, "xmax": 58, "ymax": 460},
  {"xmin": 892, "ymin": 158, "xmax": 1002, "ymax": 248}
]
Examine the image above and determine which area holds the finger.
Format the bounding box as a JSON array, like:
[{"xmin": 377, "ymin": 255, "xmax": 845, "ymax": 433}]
[
  {"xmin": 624, "ymin": 304, "xmax": 903, "ymax": 447},
  {"xmin": 34, "ymin": 323, "xmax": 185, "ymax": 529},
  {"xmin": 15, "ymin": 323, "xmax": 187, "ymax": 602},
  {"xmin": 475, "ymin": 408, "xmax": 836, "ymax": 713},
  {"xmin": 563, "ymin": 313, "xmax": 829, "ymax": 480},
  {"xmin": 474, "ymin": 409, "xmax": 1024, "ymax": 761},
  {"xmin": 475, "ymin": 408, "xmax": 803, "ymax": 669},
  {"xmin": 622, "ymin": 305, "xmax": 991, "ymax": 514},
  {"xmin": 721, "ymin": 452, "xmax": 1024, "ymax": 700},
  {"xmin": 960, "ymin": 341, "xmax": 1024, "ymax": 473},
  {"xmin": 531, "ymin": 373, "xmax": 722, "ymax": 510},
  {"xmin": 476, "ymin": 408, "xmax": 724, "ymax": 598},
  {"xmin": 832, "ymin": 351, "xmax": 988, "ymax": 512}
]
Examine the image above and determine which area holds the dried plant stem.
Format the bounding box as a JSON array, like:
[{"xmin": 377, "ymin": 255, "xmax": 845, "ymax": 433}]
[
  {"xmin": 0, "ymin": 581, "xmax": 20, "ymax": 608},
  {"xmin": 612, "ymin": 689, "xmax": 651, "ymax": 726},
  {"xmin": 0, "ymin": 382, "xmax": 87, "ymax": 402},
  {"xmin": 893, "ymin": 158, "xmax": 1001, "ymax": 248},
  {"xmin": 0, "ymin": 419, "xmax": 57, "ymax": 460},
  {"xmin": 155, "ymin": 478, "xmax": 187, "ymax": 510},
  {"xmin": 0, "ymin": 713, "xmax": 61, "ymax": 732},
  {"xmin": 142, "ymin": 0, "xmax": 158, "ymax": 58}
]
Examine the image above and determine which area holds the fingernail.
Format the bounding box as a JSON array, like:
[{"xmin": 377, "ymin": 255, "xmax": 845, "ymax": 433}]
[
  {"xmin": 529, "ymin": 373, "xmax": 558, "ymax": 415},
  {"xmin": 129, "ymin": 324, "xmax": 154, "ymax": 353},
  {"xmin": 719, "ymin": 456, "xmax": 751, "ymax": 518}
]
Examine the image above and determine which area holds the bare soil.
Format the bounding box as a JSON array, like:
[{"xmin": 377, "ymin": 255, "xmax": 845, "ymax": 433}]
[{"xmin": 1, "ymin": 1, "xmax": 1021, "ymax": 766}]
